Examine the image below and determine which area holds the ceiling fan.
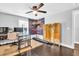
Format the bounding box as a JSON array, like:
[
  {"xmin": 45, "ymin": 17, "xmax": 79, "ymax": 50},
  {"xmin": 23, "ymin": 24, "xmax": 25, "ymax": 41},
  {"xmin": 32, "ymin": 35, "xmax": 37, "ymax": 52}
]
[{"xmin": 25, "ymin": 3, "xmax": 47, "ymax": 16}]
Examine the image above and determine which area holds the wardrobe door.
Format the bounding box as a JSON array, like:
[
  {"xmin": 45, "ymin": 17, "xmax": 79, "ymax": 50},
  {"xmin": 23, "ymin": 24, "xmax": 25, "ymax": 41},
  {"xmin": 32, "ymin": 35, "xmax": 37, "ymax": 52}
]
[
  {"xmin": 54, "ymin": 23, "xmax": 61, "ymax": 44},
  {"xmin": 43, "ymin": 24, "xmax": 51, "ymax": 42},
  {"xmin": 51, "ymin": 24, "xmax": 55, "ymax": 43},
  {"xmin": 46, "ymin": 24, "xmax": 51, "ymax": 42},
  {"xmin": 43, "ymin": 25, "xmax": 47, "ymax": 40},
  {"xmin": 46, "ymin": 24, "xmax": 50, "ymax": 41}
]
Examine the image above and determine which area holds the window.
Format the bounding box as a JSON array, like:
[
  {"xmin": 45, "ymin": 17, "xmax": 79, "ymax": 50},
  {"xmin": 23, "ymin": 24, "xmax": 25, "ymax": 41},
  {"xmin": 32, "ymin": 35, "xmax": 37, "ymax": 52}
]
[{"xmin": 18, "ymin": 20, "xmax": 28, "ymax": 35}]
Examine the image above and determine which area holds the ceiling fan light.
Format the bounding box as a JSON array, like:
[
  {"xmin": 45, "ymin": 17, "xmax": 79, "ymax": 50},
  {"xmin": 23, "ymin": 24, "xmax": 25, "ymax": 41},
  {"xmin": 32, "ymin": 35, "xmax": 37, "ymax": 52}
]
[{"xmin": 33, "ymin": 11, "xmax": 37, "ymax": 14}]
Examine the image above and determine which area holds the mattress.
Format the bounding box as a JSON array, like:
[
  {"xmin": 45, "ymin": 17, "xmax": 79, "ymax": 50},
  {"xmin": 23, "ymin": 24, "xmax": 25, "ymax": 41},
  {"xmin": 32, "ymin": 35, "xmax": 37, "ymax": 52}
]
[{"xmin": 0, "ymin": 40, "xmax": 18, "ymax": 45}]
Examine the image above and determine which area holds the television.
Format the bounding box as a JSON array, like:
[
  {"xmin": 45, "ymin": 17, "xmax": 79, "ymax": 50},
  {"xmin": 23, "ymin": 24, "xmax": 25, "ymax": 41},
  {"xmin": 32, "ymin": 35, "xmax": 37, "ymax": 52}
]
[
  {"xmin": 14, "ymin": 27, "xmax": 27, "ymax": 35},
  {"xmin": 14, "ymin": 27, "xmax": 23, "ymax": 32}
]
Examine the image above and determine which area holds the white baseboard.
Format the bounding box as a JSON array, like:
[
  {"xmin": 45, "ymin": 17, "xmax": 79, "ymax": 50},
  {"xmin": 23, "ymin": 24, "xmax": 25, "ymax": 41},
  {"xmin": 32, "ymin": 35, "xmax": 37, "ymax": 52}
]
[
  {"xmin": 60, "ymin": 43, "xmax": 74, "ymax": 49},
  {"xmin": 74, "ymin": 42, "xmax": 79, "ymax": 44}
]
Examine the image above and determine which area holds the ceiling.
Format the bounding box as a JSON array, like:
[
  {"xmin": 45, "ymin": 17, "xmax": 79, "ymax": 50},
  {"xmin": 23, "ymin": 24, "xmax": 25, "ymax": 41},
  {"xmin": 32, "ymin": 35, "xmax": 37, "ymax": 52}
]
[{"xmin": 0, "ymin": 3, "xmax": 79, "ymax": 18}]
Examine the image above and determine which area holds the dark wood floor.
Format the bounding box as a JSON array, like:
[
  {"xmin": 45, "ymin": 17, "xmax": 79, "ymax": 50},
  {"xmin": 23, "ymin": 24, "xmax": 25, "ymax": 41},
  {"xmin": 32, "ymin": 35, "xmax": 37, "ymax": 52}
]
[
  {"xmin": 22, "ymin": 44, "xmax": 73, "ymax": 56},
  {"xmin": 31, "ymin": 44, "xmax": 74, "ymax": 56},
  {"xmin": 22, "ymin": 43, "xmax": 79, "ymax": 56}
]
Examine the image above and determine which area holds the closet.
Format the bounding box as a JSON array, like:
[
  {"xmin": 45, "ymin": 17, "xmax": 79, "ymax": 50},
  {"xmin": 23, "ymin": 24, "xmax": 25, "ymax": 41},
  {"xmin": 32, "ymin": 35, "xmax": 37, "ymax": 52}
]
[{"xmin": 43, "ymin": 23, "xmax": 61, "ymax": 45}]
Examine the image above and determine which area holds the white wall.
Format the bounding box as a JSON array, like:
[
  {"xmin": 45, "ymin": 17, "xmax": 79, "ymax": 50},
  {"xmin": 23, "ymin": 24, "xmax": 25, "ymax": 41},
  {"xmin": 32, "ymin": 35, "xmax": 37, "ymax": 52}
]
[
  {"xmin": 0, "ymin": 13, "xmax": 18, "ymax": 27},
  {"xmin": 0, "ymin": 13, "xmax": 28, "ymax": 28}
]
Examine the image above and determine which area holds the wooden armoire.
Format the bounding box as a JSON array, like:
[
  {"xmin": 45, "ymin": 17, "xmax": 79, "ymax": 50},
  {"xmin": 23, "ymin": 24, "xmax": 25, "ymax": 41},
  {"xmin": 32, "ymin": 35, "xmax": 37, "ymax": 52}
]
[{"xmin": 43, "ymin": 23, "xmax": 61, "ymax": 45}]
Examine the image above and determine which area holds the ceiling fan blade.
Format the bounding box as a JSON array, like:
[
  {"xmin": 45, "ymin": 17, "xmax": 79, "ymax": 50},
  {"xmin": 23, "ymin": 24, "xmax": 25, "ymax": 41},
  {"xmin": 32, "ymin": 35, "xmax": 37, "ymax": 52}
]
[
  {"xmin": 38, "ymin": 3, "xmax": 44, "ymax": 9},
  {"xmin": 25, "ymin": 11, "xmax": 33, "ymax": 14},
  {"xmin": 38, "ymin": 10, "xmax": 47, "ymax": 13}
]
